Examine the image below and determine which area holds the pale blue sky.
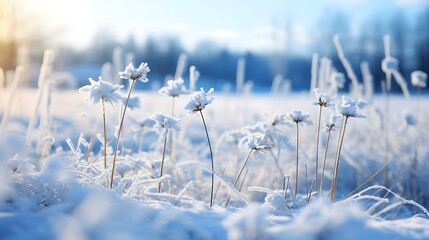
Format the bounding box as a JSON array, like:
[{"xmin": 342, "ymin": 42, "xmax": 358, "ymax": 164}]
[{"xmin": 21, "ymin": 0, "xmax": 429, "ymax": 53}]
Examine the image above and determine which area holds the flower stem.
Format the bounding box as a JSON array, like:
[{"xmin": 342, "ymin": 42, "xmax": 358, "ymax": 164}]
[
  {"xmin": 295, "ymin": 122, "xmax": 299, "ymax": 198},
  {"xmin": 330, "ymin": 117, "xmax": 344, "ymax": 200},
  {"xmin": 225, "ymin": 148, "xmax": 254, "ymax": 207},
  {"xmin": 319, "ymin": 129, "xmax": 332, "ymax": 196},
  {"xmin": 233, "ymin": 148, "xmax": 254, "ymax": 189},
  {"xmin": 331, "ymin": 116, "xmax": 349, "ymax": 201},
  {"xmin": 110, "ymin": 80, "xmax": 136, "ymax": 189},
  {"xmin": 158, "ymin": 129, "xmax": 169, "ymax": 193},
  {"xmin": 199, "ymin": 110, "xmax": 214, "ymax": 207},
  {"xmin": 102, "ymin": 98, "xmax": 107, "ymax": 170},
  {"xmin": 315, "ymin": 105, "xmax": 322, "ymax": 197}
]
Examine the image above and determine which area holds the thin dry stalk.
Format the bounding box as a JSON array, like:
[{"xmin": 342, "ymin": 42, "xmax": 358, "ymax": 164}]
[
  {"xmin": 110, "ymin": 80, "xmax": 136, "ymax": 189},
  {"xmin": 199, "ymin": 110, "xmax": 215, "ymax": 207},
  {"xmin": 158, "ymin": 129, "xmax": 169, "ymax": 193},
  {"xmin": 101, "ymin": 98, "xmax": 107, "ymax": 170},
  {"xmin": 331, "ymin": 116, "xmax": 349, "ymax": 201},
  {"xmin": 319, "ymin": 129, "xmax": 332, "ymax": 196},
  {"xmin": 294, "ymin": 122, "xmax": 299, "ymax": 197},
  {"xmin": 225, "ymin": 148, "xmax": 254, "ymax": 207},
  {"xmin": 315, "ymin": 105, "xmax": 322, "ymax": 197}
]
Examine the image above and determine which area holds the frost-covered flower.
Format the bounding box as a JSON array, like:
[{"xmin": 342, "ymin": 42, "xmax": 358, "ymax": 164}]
[
  {"xmin": 185, "ymin": 88, "xmax": 214, "ymax": 112},
  {"xmin": 159, "ymin": 78, "xmax": 189, "ymax": 97},
  {"xmin": 79, "ymin": 77, "xmax": 123, "ymax": 106},
  {"xmin": 119, "ymin": 62, "xmax": 150, "ymax": 82},
  {"xmin": 382, "ymin": 57, "xmax": 399, "ymax": 74},
  {"xmin": 286, "ymin": 110, "xmax": 312, "ymax": 125},
  {"xmin": 313, "ymin": 88, "xmax": 336, "ymax": 107},
  {"xmin": 241, "ymin": 133, "xmax": 274, "ymax": 150},
  {"xmin": 151, "ymin": 113, "xmax": 181, "ymax": 138},
  {"xmin": 265, "ymin": 111, "xmax": 288, "ymax": 126},
  {"xmin": 411, "ymin": 70, "xmax": 427, "ymax": 88},
  {"xmin": 323, "ymin": 114, "xmax": 342, "ymax": 132},
  {"xmin": 336, "ymin": 96, "xmax": 367, "ymax": 118},
  {"xmin": 330, "ymin": 71, "xmax": 345, "ymax": 88}
]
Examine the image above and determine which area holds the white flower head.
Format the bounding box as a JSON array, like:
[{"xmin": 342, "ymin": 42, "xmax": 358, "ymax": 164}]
[
  {"xmin": 323, "ymin": 114, "xmax": 342, "ymax": 132},
  {"xmin": 79, "ymin": 77, "xmax": 123, "ymax": 106},
  {"xmin": 241, "ymin": 132, "xmax": 274, "ymax": 150},
  {"xmin": 151, "ymin": 113, "xmax": 181, "ymax": 138},
  {"xmin": 159, "ymin": 78, "xmax": 189, "ymax": 97},
  {"xmin": 411, "ymin": 70, "xmax": 427, "ymax": 88},
  {"xmin": 381, "ymin": 57, "xmax": 399, "ymax": 74},
  {"xmin": 330, "ymin": 72, "xmax": 345, "ymax": 89},
  {"xmin": 119, "ymin": 62, "xmax": 150, "ymax": 82},
  {"xmin": 336, "ymin": 96, "xmax": 367, "ymax": 118},
  {"xmin": 265, "ymin": 111, "xmax": 288, "ymax": 126},
  {"xmin": 286, "ymin": 110, "xmax": 312, "ymax": 126},
  {"xmin": 185, "ymin": 88, "xmax": 214, "ymax": 112},
  {"xmin": 313, "ymin": 88, "xmax": 336, "ymax": 107}
]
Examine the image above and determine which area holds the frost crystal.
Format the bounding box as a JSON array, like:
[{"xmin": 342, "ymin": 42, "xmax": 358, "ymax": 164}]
[
  {"xmin": 313, "ymin": 88, "xmax": 336, "ymax": 107},
  {"xmin": 286, "ymin": 110, "xmax": 312, "ymax": 125},
  {"xmin": 185, "ymin": 88, "xmax": 214, "ymax": 112},
  {"xmin": 159, "ymin": 78, "xmax": 189, "ymax": 97},
  {"xmin": 79, "ymin": 77, "xmax": 123, "ymax": 106},
  {"xmin": 151, "ymin": 113, "xmax": 181, "ymax": 138},
  {"xmin": 336, "ymin": 96, "xmax": 367, "ymax": 118},
  {"xmin": 119, "ymin": 63, "xmax": 150, "ymax": 82},
  {"xmin": 411, "ymin": 70, "xmax": 427, "ymax": 88}
]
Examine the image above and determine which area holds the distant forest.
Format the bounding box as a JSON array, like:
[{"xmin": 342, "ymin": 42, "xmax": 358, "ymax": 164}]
[{"xmin": 1, "ymin": 5, "xmax": 429, "ymax": 93}]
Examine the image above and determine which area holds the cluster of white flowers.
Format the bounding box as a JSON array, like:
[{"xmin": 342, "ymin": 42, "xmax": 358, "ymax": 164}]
[
  {"xmin": 119, "ymin": 63, "xmax": 150, "ymax": 82},
  {"xmin": 79, "ymin": 77, "xmax": 123, "ymax": 106},
  {"xmin": 411, "ymin": 70, "xmax": 427, "ymax": 88},
  {"xmin": 286, "ymin": 110, "xmax": 312, "ymax": 125},
  {"xmin": 313, "ymin": 88, "xmax": 336, "ymax": 107},
  {"xmin": 185, "ymin": 88, "xmax": 214, "ymax": 113},
  {"xmin": 159, "ymin": 78, "xmax": 189, "ymax": 97},
  {"xmin": 336, "ymin": 96, "xmax": 367, "ymax": 118}
]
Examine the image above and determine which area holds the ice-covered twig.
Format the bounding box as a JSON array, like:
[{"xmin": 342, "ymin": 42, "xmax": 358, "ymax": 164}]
[{"xmin": 333, "ymin": 35, "xmax": 362, "ymax": 98}]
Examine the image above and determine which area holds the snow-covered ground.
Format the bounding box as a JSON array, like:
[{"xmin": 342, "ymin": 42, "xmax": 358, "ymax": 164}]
[{"xmin": 1, "ymin": 86, "xmax": 429, "ymax": 240}]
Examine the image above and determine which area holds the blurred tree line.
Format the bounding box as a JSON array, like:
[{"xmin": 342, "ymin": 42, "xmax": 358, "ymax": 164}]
[{"xmin": 1, "ymin": 1, "xmax": 429, "ymax": 92}]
